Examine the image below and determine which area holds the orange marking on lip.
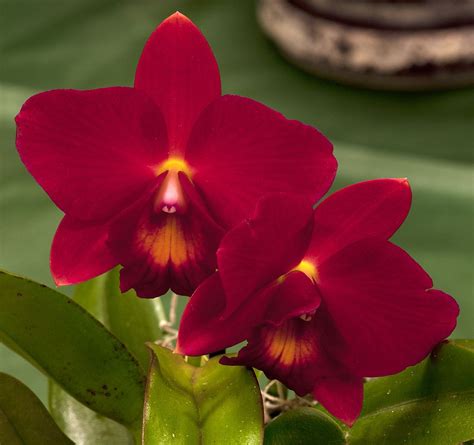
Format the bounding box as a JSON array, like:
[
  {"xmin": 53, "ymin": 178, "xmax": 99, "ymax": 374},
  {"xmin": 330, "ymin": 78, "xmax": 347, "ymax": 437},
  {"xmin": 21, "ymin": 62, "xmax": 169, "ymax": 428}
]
[
  {"xmin": 137, "ymin": 216, "xmax": 191, "ymax": 267},
  {"xmin": 264, "ymin": 321, "xmax": 314, "ymax": 366}
]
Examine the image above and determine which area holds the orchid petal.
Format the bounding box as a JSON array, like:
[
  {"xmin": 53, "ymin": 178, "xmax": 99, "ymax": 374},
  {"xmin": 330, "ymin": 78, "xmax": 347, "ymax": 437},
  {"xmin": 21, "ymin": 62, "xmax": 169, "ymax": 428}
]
[
  {"xmin": 312, "ymin": 376, "xmax": 364, "ymax": 427},
  {"xmin": 134, "ymin": 12, "xmax": 221, "ymax": 154},
  {"xmin": 186, "ymin": 94, "xmax": 336, "ymax": 228},
  {"xmin": 217, "ymin": 193, "xmax": 314, "ymax": 318},
  {"xmin": 177, "ymin": 271, "xmax": 320, "ymax": 356},
  {"xmin": 307, "ymin": 178, "xmax": 412, "ymax": 265},
  {"xmin": 16, "ymin": 87, "xmax": 167, "ymax": 221},
  {"xmin": 51, "ymin": 215, "xmax": 117, "ymax": 286},
  {"xmin": 317, "ymin": 238, "xmax": 459, "ymax": 376}
]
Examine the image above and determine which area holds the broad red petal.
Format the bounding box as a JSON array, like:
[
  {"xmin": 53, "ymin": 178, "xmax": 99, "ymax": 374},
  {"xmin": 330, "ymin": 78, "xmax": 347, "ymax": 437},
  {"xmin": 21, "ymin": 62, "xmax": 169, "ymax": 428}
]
[
  {"xmin": 186, "ymin": 94, "xmax": 336, "ymax": 228},
  {"xmin": 217, "ymin": 193, "xmax": 314, "ymax": 317},
  {"xmin": 16, "ymin": 87, "xmax": 167, "ymax": 221},
  {"xmin": 134, "ymin": 12, "xmax": 221, "ymax": 153},
  {"xmin": 307, "ymin": 178, "xmax": 412, "ymax": 265},
  {"xmin": 51, "ymin": 215, "xmax": 118, "ymax": 286},
  {"xmin": 109, "ymin": 175, "xmax": 223, "ymax": 298},
  {"xmin": 312, "ymin": 376, "xmax": 363, "ymax": 426},
  {"xmin": 177, "ymin": 271, "xmax": 320, "ymax": 356},
  {"xmin": 317, "ymin": 238, "xmax": 459, "ymax": 376}
]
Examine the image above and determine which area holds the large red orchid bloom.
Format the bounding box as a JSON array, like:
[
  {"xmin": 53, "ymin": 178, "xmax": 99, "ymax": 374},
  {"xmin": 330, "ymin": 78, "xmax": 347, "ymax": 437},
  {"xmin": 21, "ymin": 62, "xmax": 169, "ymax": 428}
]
[
  {"xmin": 177, "ymin": 179, "xmax": 459, "ymax": 425},
  {"xmin": 15, "ymin": 13, "xmax": 336, "ymax": 297}
]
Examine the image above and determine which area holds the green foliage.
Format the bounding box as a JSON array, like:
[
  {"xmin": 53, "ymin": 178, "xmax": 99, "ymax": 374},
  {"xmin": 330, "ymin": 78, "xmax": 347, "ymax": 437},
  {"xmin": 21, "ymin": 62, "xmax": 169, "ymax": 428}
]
[
  {"xmin": 49, "ymin": 384, "xmax": 134, "ymax": 445},
  {"xmin": 350, "ymin": 340, "xmax": 474, "ymax": 445},
  {"xmin": 0, "ymin": 372, "xmax": 73, "ymax": 445},
  {"xmin": 71, "ymin": 268, "xmax": 166, "ymax": 372},
  {"xmin": 264, "ymin": 408, "xmax": 346, "ymax": 445},
  {"xmin": 267, "ymin": 340, "xmax": 474, "ymax": 444},
  {"xmin": 143, "ymin": 344, "xmax": 263, "ymax": 444},
  {"xmin": 48, "ymin": 268, "xmax": 166, "ymax": 443},
  {"xmin": 0, "ymin": 270, "xmax": 145, "ymax": 427}
]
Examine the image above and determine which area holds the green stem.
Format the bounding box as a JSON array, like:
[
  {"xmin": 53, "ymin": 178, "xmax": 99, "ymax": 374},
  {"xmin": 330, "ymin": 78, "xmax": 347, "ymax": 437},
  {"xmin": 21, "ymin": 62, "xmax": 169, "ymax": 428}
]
[
  {"xmin": 276, "ymin": 381, "xmax": 288, "ymax": 400},
  {"xmin": 153, "ymin": 298, "xmax": 168, "ymax": 328}
]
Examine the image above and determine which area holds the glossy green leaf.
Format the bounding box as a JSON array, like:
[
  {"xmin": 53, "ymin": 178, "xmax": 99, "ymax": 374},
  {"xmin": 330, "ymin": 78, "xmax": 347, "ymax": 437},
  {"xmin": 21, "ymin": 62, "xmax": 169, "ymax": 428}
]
[
  {"xmin": 264, "ymin": 407, "xmax": 346, "ymax": 445},
  {"xmin": 48, "ymin": 268, "xmax": 164, "ymax": 443},
  {"xmin": 349, "ymin": 340, "xmax": 474, "ymax": 445},
  {"xmin": 0, "ymin": 270, "xmax": 145, "ymax": 427},
  {"xmin": 72, "ymin": 268, "xmax": 166, "ymax": 372},
  {"xmin": 143, "ymin": 344, "xmax": 263, "ymax": 444},
  {"xmin": 49, "ymin": 383, "xmax": 135, "ymax": 445},
  {"xmin": 0, "ymin": 372, "xmax": 73, "ymax": 445}
]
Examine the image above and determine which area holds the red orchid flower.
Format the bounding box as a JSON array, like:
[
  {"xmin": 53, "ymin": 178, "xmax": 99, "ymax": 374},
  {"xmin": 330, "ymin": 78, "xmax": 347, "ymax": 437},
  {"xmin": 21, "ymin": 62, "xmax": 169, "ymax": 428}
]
[
  {"xmin": 15, "ymin": 12, "xmax": 336, "ymax": 297},
  {"xmin": 177, "ymin": 179, "xmax": 459, "ymax": 425}
]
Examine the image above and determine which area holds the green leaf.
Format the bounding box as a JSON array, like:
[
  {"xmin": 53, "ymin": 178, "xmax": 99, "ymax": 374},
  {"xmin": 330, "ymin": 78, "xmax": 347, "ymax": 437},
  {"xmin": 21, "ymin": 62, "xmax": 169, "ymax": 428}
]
[
  {"xmin": 49, "ymin": 383, "xmax": 134, "ymax": 445},
  {"xmin": 143, "ymin": 344, "xmax": 263, "ymax": 444},
  {"xmin": 349, "ymin": 340, "xmax": 474, "ymax": 445},
  {"xmin": 72, "ymin": 268, "xmax": 166, "ymax": 372},
  {"xmin": 0, "ymin": 270, "xmax": 145, "ymax": 427},
  {"xmin": 264, "ymin": 407, "xmax": 346, "ymax": 445},
  {"xmin": 48, "ymin": 268, "xmax": 165, "ymax": 443},
  {"xmin": 0, "ymin": 372, "xmax": 73, "ymax": 445}
]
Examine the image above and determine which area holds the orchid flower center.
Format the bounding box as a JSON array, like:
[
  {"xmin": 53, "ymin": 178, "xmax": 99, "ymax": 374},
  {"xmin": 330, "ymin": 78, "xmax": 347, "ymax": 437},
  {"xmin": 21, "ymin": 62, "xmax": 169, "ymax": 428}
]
[
  {"xmin": 153, "ymin": 158, "xmax": 192, "ymax": 215},
  {"xmin": 291, "ymin": 259, "xmax": 319, "ymax": 322},
  {"xmin": 154, "ymin": 171, "xmax": 184, "ymax": 214},
  {"xmin": 156, "ymin": 157, "xmax": 192, "ymax": 176},
  {"xmin": 293, "ymin": 259, "xmax": 318, "ymax": 283},
  {"xmin": 299, "ymin": 309, "xmax": 317, "ymax": 322}
]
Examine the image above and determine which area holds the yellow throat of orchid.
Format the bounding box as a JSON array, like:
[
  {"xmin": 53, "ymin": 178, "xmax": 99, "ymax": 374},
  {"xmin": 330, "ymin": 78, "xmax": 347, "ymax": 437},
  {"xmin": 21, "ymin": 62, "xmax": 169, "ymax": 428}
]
[
  {"xmin": 155, "ymin": 157, "xmax": 193, "ymax": 177},
  {"xmin": 293, "ymin": 259, "xmax": 319, "ymax": 283}
]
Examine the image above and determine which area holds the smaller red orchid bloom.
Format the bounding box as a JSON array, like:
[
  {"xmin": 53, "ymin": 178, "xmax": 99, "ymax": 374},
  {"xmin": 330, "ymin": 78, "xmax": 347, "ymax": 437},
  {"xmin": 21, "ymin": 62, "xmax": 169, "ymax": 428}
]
[
  {"xmin": 177, "ymin": 179, "xmax": 459, "ymax": 425},
  {"xmin": 15, "ymin": 12, "xmax": 336, "ymax": 297}
]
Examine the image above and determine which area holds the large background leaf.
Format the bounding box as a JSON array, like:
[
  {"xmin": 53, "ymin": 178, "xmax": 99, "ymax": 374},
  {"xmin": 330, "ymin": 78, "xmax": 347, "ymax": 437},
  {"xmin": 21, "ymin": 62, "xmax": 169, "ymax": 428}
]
[
  {"xmin": 143, "ymin": 345, "xmax": 263, "ymax": 444},
  {"xmin": 0, "ymin": 271, "xmax": 145, "ymax": 428},
  {"xmin": 1, "ymin": 0, "xmax": 472, "ymax": 402},
  {"xmin": 0, "ymin": 372, "xmax": 73, "ymax": 445}
]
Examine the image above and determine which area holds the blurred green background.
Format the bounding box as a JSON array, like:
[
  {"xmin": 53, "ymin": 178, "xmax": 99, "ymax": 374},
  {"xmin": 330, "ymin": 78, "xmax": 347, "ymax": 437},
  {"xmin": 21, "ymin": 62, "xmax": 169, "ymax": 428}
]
[{"xmin": 1, "ymin": 0, "xmax": 473, "ymax": 403}]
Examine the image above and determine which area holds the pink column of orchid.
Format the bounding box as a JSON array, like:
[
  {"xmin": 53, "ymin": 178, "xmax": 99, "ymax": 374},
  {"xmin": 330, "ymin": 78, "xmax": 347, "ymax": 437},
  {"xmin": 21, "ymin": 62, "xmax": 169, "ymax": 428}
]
[{"xmin": 15, "ymin": 12, "xmax": 458, "ymax": 427}]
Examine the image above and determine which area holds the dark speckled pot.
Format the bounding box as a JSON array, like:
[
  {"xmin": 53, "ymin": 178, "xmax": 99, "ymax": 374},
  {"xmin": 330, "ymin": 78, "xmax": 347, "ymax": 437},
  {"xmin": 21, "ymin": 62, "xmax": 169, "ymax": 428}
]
[{"xmin": 257, "ymin": 0, "xmax": 474, "ymax": 90}]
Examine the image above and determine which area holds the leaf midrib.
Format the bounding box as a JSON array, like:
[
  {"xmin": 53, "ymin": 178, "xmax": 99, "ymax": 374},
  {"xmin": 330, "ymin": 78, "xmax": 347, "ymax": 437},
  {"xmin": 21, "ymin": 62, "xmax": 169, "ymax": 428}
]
[{"xmin": 190, "ymin": 367, "xmax": 204, "ymax": 445}]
